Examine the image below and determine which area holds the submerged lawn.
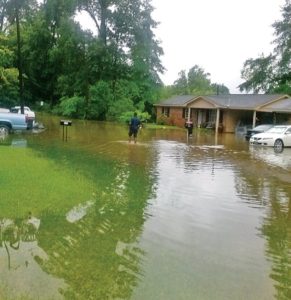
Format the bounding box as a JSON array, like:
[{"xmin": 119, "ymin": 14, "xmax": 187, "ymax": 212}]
[{"xmin": 0, "ymin": 147, "xmax": 96, "ymax": 218}]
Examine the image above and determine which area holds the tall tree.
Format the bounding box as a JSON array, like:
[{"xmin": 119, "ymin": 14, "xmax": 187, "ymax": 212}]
[
  {"xmin": 239, "ymin": 0, "xmax": 291, "ymax": 94},
  {"xmin": 187, "ymin": 65, "xmax": 212, "ymax": 95},
  {"xmin": 172, "ymin": 65, "xmax": 229, "ymax": 95},
  {"xmin": 239, "ymin": 54, "xmax": 275, "ymax": 93},
  {"xmin": 1, "ymin": 0, "xmax": 38, "ymax": 110},
  {"xmin": 173, "ymin": 70, "xmax": 189, "ymax": 94},
  {"xmin": 0, "ymin": 32, "xmax": 19, "ymax": 106}
]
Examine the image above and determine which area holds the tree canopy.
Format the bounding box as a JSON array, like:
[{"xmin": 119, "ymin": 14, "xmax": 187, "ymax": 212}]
[
  {"xmin": 239, "ymin": 0, "xmax": 291, "ymax": 94},
  {"xmin": 0, "ymin": 0, "xmax": 236, "ymax": 121},
  {"xmin": 170, "ymin": 65, "xmax": 229, "ymax": 96},
  {"xmin": 0, "ymin": 0, "xmax": 165, "ymax": 121}
]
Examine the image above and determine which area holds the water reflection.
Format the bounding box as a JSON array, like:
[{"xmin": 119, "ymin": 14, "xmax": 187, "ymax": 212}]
[
  {"xmin": 249, "ymin": 146, "xmax": 291, "ymax": 170},
  {"xmin": 0, "ymin": 135, "xmax": 27, "ymax": 147},
  {"xmin": 0, "ymin": 213, "xmax": 40, "ymax": 268},
  {"xmin": 1, "ymin": 116, "xmax": 291, "ymax": 299},
  {"xmin": 261, "ymin": 184, "xmax": 291, "ymax": 300},
  {"xmin": 35, "ymin": 167, "xmax": 148, "ymax": 299},
  {"xmin": 226, "ymin": 144, "xmax": 291, "ymax": 300},
  {"xmin": 0, "ymin": 213, "xmax": 65, "ymax": 300}
]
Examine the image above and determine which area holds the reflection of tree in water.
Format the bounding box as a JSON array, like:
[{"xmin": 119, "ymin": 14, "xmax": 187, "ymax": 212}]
[
  {"xmin": 35, "ymin": 162, "xmax": 152, "ymax": 299},
  {"xmin": 233, "ymin": 161, "xmax": 291, "ymax": 300},
  {"xmin": 261, "ymin": 186, "xmax": 291, "ymax": 300},
  {"xmin": 22, "ymin": 136, "xmax": 156, "ymax": 298},
  {"xmin": 0, "ymin": 213, "xmax": 40, "ymax": 270}
]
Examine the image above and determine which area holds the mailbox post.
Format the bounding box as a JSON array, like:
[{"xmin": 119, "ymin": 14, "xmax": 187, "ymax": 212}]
[{"xmin": 60, "ymin": 120, "xmax": 72, "ymax": 141}]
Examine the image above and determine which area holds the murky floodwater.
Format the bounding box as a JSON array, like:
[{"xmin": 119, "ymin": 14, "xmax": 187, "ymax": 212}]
[{"xmin": 0, "ymin": 115, "xmax": 291, "ymax": 300}]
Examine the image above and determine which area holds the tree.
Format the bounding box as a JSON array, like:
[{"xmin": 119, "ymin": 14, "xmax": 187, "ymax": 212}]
[
  {"xmin": 173, "ymin": 70, "xmax": 188, "ymax": 94},
  {"xmin": 239, "ymin": 54, "xmax": 275, "ymax": 93},
  {"xmin": 1, "ymin": 0, "xmax": 165, "ymax": 121},
  {"xmin": 187, "ymin": 65, "xmax": 212, "ymax": 95},
  {"xmin": 0, "ymin": 32, "xmax": 19, "ymax": 106},
  {"xmin": 172, "ymin": 65, "xmax": 229, "ymax": 95},
  {"xmin": 239, "ymin": 0, "xmax": 291, "ymax": 94},
  {"xmin": 77, "ymin": 0, "xmax": 164, "ymax": 103}
]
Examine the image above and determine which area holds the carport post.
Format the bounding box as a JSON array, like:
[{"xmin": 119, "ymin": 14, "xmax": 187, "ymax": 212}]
[
  {"xmin": 187, "ymin": 107, "xmax": 191, "ymax": 122},
  {"xmin": 215, "ymin": 108, "xmax": 220, "ymax": 134},
  {"xmin": 252, "ymin": 111, "xmax": 257, "ymax": 128}
]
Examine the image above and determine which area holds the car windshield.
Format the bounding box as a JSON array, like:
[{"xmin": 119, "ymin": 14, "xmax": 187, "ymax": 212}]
[
  {"xmin": 253, "ymin": 125, "xmax": 273, "ymax": 131},
  {"xmin": 266, "ymin": 126, "xmax": 287, "ymax": 133}
]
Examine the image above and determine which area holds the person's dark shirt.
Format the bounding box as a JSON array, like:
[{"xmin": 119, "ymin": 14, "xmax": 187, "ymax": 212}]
[{"xmin": 130, "ymin": 116, "xmax": 140, "ymax": 131}]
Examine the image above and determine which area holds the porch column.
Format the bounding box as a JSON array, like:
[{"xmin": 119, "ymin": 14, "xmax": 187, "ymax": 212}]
[
  {"xmin": 187, "ymin": 107, "xmax": 191, "ymax": 122},
  {"xmin": 252, "ymin": 111, "xmax": 257, "ymax": 128},
  {"xmin": 215, "ymin": 108, "xmax": 220, "ymax": 134}
]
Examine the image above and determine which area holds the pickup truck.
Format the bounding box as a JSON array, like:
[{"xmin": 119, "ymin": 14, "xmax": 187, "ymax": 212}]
[
  {"xmin": 0, "ymin": 111, "xmax": 28, "ymax": 135},
  {"xmin": 10, "ymin": 106, "xmax": 35, "ymax": 129}
]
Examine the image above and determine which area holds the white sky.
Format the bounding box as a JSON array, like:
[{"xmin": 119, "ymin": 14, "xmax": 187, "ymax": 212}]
[
  {"xmin": 151, "ymin": 0, "xmax": 285, "ymax": 93},
  {"xmin": 77, "ymin": 0, "xmax": 286, "ymax": 93}
]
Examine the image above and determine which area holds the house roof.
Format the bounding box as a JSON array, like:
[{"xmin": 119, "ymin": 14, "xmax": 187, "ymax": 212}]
[
  {"xmin": 155, "ymin": 95, "xmax": 195, "ymax": 107},
  {"xmin": 155, "ymin": 94, "xmax": 291, "ymax": 112},
  {"xmin": 259, "ymin": 97, "xmax": 291, "ymax": 113}
]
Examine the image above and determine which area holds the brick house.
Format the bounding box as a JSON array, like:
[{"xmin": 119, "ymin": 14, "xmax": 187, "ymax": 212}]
[{"xmin": 154, "ymin": 94, "xmax": 291, "ymax": 133}]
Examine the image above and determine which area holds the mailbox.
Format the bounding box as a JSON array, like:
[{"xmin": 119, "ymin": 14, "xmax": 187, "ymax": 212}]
[
  {"xmin": 60, "ymin": 120, "xmax": 72, "ymax": 141},
  {"xmin": 60, "ymin": 120, "xmax": 72, "ymax": 126}
]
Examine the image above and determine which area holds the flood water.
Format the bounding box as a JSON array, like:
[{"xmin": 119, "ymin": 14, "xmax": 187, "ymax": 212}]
[{"xmin": 0, "ymin": 115, "xmax": 291, "ymax": 300}]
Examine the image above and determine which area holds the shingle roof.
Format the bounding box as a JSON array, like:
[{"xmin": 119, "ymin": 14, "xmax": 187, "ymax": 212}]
[
  {"xmin": 155, "ymin": 94, "xmax": 290, "ymax": 111},
  {"xmin": 155, "ymin": 95, "xmax": 195, "ymax": 107},
  {"xmin": 259, "ymin": 97, "xmax": 291, "ymax": 112}
]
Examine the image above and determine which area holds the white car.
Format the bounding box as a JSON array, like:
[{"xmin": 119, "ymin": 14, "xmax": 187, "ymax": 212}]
[{"xmin": 249, "ymin": 125, "xmax": 291, "ymax": 149}]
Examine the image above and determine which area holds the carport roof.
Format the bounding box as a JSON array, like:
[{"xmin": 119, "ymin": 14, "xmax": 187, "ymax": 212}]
[
  {"xmin": 155, "ymin": 94, "xmax": 291, "ymax": 111},
  {"xmin": 259, "ymin": 97, "xmax": 291, "ymax": 112}
]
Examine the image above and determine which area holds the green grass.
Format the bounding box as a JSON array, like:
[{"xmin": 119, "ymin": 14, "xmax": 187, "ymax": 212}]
[
  {"xmin": 144, "ymin": 123, "xmax": 183, "ymax": 130},
  {"xmin": 0, "ymin": 148, "xmax": 96, "ymax": 218}
]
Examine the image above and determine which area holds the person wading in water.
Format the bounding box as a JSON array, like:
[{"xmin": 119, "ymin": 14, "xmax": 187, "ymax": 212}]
[{"xmin": 128, "ymin": 112, "xmax": 141, "ymax": 143}]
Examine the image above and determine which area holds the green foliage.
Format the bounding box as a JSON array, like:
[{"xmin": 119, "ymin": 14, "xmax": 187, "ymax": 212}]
[
  {"xmin": 0, "ymin": 67, "xmax": 19, "ymax": 106},
  {"xmin": 239, "ymin": 55, "xmax": 274, "ymax": 93},
  {"xmin": 107, "ymin": 97, "xmax": 135, "ymax": 121},
  {"xmin": 239, "ymin": 0, "xmax": 291, "ymax": 93},
  {"xmin": 172, "ymin": 65, "xmax": 230, "ymax": 96},
  {"xmin": 0, "ymin": 33, "xmax": 19, "ymax": 107},
  {"xmin": 0, "ymin": 0, "xmax": 164, "ymax": 118},
  {"xmin": 88, "ymin": 81, "xmax": 112, "ymax": 120},
  {"xmin": 55, "ymin": 95, "xmax": 85, "ymax": 118},
  {"xmin": 118, "ymin": 110, "xmax": 150, "ymax": 124}
]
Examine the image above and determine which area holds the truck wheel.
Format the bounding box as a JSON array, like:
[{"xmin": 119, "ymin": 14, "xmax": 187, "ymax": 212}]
[{"xmin": 0, "ymin": 124, "xmax": 10, "ymax": 135}]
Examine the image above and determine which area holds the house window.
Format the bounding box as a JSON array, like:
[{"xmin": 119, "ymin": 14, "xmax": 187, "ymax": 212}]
[{"xmin": 162, "ymin": 107, "xmax": 170, "ymax": 117}]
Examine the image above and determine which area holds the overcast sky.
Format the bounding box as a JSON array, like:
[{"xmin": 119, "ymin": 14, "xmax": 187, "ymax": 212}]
[
  {"xmin": 77, "ymin": 0, "xmax": 286, "ymax": 93},
  {"xmin": 151, "ymin": 0, "xmax": 285, "ymax": 93}
]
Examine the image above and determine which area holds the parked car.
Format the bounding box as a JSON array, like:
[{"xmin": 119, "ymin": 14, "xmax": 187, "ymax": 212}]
[
  {"xmin": 249, "ymin": 125, "xmax": 291, "ymax": 149},
  {"xmin": 245, "ymin": 124, "xmax": 274, "ymax": 141},
  {"xmin": 10, "ymin": 106, "xmax": 35, "ymax": 129}
]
